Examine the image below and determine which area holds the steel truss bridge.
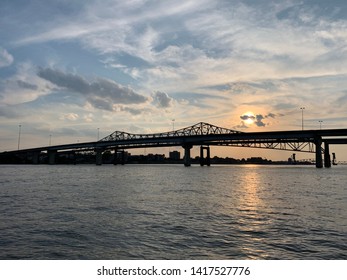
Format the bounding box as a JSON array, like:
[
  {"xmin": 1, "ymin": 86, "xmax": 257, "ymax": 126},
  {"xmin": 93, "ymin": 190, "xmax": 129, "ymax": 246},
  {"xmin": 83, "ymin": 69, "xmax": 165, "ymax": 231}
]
[{"xmin": 3, "ymin": 122, "xmax": 347, "ymax": 168}]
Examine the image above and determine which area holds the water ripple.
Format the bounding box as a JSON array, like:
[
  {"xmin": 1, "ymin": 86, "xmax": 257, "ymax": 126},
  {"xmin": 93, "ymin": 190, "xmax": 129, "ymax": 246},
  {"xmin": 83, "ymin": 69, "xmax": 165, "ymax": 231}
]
[{"xmin": 1, "ymin": 164, "xmax": 346, "ymax": 259}]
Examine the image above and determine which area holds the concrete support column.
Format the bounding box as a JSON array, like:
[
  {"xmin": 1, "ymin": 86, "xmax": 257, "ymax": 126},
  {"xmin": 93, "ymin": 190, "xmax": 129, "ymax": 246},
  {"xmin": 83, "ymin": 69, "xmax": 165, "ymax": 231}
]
[
  {"xmin": 324, "ymin": 141, "xmax": 331, "ymax": 168},
  {"xmin": 32, "ymin": 152, "xmax": 40, "ymax": 164},
  {"xmin": 121, "ymin": 150, "xmax": 125, "ymax": 165},
  {"xmin": 48, "ymin": 150, "xmax": 57, "ymax": 165},
  {"xmin": 95, "ymin": 148, "xmax": 103, "ymax": 165},
  {"xmin": 72, "ymin": 151, "xmax": 77, "ymax": 165},
  {"xmin": 199, "ymin": 146, "xmax": 204, "ymax": 166},
  {"xmin": 315, "ymin": 137, "xmax": 323, "ymax": 168},
  {"xmin": 200, "ymin": 146, "xmax": 211, "ymax": 166},
  {"xmin": 183, "ymin": 144, "xmax": 192, "ymax": 167},
  {"xmin": 206, "ymin": 146, "xmax": 211, "ymax": 166},
  {"xmin": 113, "ymin": 148, "xmax": 118, "ymax": 165}
]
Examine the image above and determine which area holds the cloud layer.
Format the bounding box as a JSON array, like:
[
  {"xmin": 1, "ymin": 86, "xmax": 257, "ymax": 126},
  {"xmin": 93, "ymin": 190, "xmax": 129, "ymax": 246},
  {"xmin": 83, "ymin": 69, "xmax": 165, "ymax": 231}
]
[{"xmin": 1, "ymin": 0, "xmax": 347, "ymax": 156}]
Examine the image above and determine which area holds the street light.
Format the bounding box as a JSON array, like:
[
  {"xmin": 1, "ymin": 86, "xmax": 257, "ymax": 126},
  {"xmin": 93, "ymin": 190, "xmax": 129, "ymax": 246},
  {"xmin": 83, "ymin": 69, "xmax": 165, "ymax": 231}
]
[
  {"xmin": 318, "ymin": 120, "xmax": 323, "ymax": 130},
  {"xmin": 300, "ymin": 107, "xmax": 305, "ymax": 130},
  {"xmin": 18, "ymin": 124, "xmax": 21, "ymax": 150}
]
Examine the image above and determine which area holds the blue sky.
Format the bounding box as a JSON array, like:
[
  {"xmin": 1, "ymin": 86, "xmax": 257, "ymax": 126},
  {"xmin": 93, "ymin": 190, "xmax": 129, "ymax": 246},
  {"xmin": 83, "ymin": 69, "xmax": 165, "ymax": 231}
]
[{"xmin": 1, "ymin": 0, "xmax": 347, "ymax": 160}]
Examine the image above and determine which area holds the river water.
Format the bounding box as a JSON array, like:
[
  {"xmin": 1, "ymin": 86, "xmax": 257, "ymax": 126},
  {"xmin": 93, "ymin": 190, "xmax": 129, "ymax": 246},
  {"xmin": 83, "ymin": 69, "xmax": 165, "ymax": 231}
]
[{"xmin": 0, "ymin": 164, "xmax": 346, "ymax": 259}]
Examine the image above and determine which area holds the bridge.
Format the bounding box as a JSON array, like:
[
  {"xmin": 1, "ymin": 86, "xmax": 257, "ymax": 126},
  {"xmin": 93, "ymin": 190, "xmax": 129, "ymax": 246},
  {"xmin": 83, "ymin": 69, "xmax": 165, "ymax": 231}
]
[{"xmin": 2, "ymin": 122, "xmax": 347, "ymax": 168}]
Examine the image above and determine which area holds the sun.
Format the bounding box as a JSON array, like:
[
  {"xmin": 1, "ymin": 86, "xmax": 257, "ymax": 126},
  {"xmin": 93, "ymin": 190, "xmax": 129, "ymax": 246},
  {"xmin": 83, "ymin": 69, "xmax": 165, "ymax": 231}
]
[{"xmin": 243, "ymin": 111, "xmax": 255, "ymax": 125}]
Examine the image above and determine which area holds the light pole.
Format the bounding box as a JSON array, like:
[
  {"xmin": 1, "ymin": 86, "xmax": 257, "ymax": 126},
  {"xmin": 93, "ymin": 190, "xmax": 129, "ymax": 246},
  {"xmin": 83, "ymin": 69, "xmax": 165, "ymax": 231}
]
[
  {"xmin": 300, "ymin": 107, "xmax": 305, "ymax": 130},
  {"xmin": 318, "ymin": 120, "xmax": 323, "ymax": 130},
  {"xmin": 97, "ymin": 128, "xmax": 100, "ymax": 141},
  {"xmin": 17, "ymin": 124, "xmax": 21, "ymax": 150}
]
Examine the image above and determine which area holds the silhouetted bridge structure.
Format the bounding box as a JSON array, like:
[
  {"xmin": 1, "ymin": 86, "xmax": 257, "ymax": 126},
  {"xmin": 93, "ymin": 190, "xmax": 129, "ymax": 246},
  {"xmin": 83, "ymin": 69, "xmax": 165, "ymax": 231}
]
[{"xmin": 3, "ymin": 122, "xmax": 347, "ymax": 168}]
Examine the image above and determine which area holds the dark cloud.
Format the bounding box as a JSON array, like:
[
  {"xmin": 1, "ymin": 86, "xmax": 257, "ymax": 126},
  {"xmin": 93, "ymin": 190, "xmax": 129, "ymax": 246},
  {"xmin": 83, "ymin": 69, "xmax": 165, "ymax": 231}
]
[
  {"xmin": 233, "ymin": 122, "xmax": 248, "ymax": 130},
  {"xmin": 240, "ymin": 114, "xmax": 255, "ymax": 121},
  {"xmin": 240, "ymin": 112, "xmax": 278, "ymax": 127},
  {"xmin": 87, "ymin": 98, "xmax": 113, "ymax": 111},
  {"xmin": 17, "ymin": 80, "xmax": 38, "ymax": 90},
  {"xmin": 121, "ymin": 106, "xmax": 150, "ymax": 115},
  {"xmin": 265, "ymin": 113, "xmax": 276, "ymax": 118},
  {"xmin": 254, "ymin": 114, "xmax": 266, "ymax": 127},
  {"xmin": 152, "ymin": 91, "xmax": 173, "ymax": 108},
  {"xmin": 37, "ymin": 67, "xmax": 148, "ymax": 110}
]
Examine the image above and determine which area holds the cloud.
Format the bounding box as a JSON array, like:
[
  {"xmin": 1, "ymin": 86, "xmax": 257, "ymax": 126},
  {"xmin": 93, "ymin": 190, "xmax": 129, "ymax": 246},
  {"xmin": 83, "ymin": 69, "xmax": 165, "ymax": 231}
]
[
  {"xmin": 240, "ymin": 114, "xmax": 255, "ymax": 121},
  {"xmin": 151, "ymin": 91, "xmax": 173, "ymax": 108},
  {"xmin": 11, "ymin": 1, "xmax": 347, "ymax": 91},
  {"xmin": 117, "ymin": 105, "xmax": 152, "ymax": 116},
  {"xmin": 60, "ymin": 113, "xmax": 79, "ymax": 121},
  {"xmin": 0, "ymin": 105, "xmax": 22, "ymax": 118},
  {"xmin": 16, "ymin": 80, "xmax": 38, "ymax": 90},
  {"xmin": 265, "ymin": 113, "xmax": 276, "ymax": 119},
  {"xmin": 254, "ymin": 115, "xmax": 266, "ymax": 127},
  {"xmin": 0, "ymin": 47, "xmax": 14, "ymax": 67},
  {"xmin": 37, "ymin": 68, "xmax": 148, "ymax": 110},
  {"xmin": 0, "ymin": 62, "xmax": 51, "ymax": 105},
  {"xmin": 233, "ymin": 121, "xmax": 249, "ymax": 130},
  {"xmin": 240, "ymin": 112, "xmax": 278, "ymax": 127}
]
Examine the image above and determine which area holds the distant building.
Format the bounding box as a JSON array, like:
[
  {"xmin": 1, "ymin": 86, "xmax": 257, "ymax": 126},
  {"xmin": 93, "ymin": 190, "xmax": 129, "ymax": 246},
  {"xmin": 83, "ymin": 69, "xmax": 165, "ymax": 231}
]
[
  {"xmin": 169, "ymin": 151, "xmax": 180, "ymax": 160},
  {"xmin": 147, "ymin": 153, "xmax": 165, "ymax": 161}
]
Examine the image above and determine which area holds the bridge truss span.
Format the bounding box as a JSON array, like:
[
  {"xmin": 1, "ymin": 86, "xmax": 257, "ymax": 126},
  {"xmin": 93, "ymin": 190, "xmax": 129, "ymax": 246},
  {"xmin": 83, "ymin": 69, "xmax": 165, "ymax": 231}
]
[
  {"xmin": 99, "ymin": 122, "xmax": 242, "ymax": 142},
  {"xmin": 208, "ymin": 138, "xmax": 317, "ymax": 153}
]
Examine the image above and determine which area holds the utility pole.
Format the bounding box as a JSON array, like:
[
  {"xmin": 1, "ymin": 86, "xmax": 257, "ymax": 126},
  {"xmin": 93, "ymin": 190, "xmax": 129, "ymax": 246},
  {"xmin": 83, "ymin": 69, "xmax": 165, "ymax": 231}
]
[
  {"xmin": 300, "ymin": 107, "xmax": 305, "ymax": 130},
  {"xmin": 18, "ymin": 124, "xmax": 21, "ymax": 150}
]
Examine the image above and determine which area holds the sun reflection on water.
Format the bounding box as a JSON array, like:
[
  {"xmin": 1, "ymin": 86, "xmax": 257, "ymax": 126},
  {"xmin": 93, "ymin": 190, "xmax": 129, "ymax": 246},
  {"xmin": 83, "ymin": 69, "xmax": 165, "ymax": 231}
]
[
  {"xmin": 240, "ymin": 165, "xmax": 264, "ymax": 210},
  {"xmin": 235, "ymin": 166, "xmax": 272, "ymax": 259}
]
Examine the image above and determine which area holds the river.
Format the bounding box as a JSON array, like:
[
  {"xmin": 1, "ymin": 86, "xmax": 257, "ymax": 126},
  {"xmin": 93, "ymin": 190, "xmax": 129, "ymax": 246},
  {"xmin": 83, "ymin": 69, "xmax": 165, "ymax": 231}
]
[{"xmin": 0, "ymin": 164, "xmax": 346, "ymax": 259}]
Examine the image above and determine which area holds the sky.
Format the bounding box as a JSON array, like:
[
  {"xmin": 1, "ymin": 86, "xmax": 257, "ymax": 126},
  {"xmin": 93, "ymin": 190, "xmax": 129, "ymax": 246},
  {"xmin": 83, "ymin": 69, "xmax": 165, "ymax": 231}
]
[{"xmin": 1, "ymin": 0, "xmax": 347, "ymax": 160}]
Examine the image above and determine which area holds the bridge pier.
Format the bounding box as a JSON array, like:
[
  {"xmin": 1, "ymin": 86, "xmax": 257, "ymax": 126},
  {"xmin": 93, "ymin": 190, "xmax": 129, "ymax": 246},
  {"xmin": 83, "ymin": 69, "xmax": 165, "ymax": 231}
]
[
  {"xmin": 113, "ymin": 148, "xmax": 126, "ymax": 165},
  {"xmin": 71, "ymin": 151, "xmax": 77, "ymax": 165},
  {"xmin": 95, "ymin": 148, "xmax": 103, "ymax": 165},
  {"xmin": 315, "ymin": 137, "xmax": 323, "ymax": 168},
  {"xmin": 324, "ymin": 141, "xmax": 331, "ymax": 168},
  {"xmin": 200, "ymin": 146, "xmax": 211, "ymax": 166},
  {"xmin": 120, "ymin": 150, "xmax": 126, "ymax": 165},
  {"xmin": 48, "ymin": 150, "xmax": 57, "ymax": 165},
  {"xmin": 32, "ymin": 152, "xmax": 40, "ymax": 164},
  {"xmin": 113, "ymin": 148, "xmax": 118, "ymax": 165},
  {"xmin": 183, "ymin": 144, "xmax": 192, "ymax": 167}
]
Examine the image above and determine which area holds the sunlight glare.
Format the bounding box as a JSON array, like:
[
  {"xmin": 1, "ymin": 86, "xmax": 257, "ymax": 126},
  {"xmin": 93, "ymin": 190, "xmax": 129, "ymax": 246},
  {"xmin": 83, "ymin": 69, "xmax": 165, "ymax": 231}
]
[{"xmin": 244, "ymin": 111, "xmax": 255, "ymax": 125}]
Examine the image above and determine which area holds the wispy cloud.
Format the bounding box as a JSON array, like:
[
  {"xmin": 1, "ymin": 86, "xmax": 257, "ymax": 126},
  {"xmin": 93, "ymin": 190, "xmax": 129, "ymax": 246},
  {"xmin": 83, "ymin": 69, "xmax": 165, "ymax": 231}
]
[
  {"xmin": 0, "ymin": 62, "xmax": 50, "ymax": 105},
  {"xmin": 0, "ymin": 47, "xmax": 13, "ymax": 67}
]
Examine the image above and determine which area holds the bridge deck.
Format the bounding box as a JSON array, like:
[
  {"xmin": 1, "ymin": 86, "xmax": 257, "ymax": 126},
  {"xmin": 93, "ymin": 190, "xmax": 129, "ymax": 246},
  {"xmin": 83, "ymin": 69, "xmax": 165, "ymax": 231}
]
[{"xmin": 4, "ymin": 128, "xmax": 347, "ymax": 154}]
